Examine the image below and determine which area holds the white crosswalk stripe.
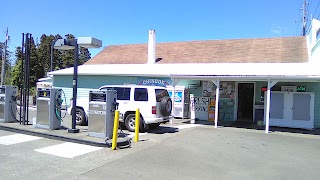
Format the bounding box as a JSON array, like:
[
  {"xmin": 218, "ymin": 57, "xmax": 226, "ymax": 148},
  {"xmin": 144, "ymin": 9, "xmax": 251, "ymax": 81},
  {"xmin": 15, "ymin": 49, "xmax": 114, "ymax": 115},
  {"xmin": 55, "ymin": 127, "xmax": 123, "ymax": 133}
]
[
  {"xmin": 35, "ymin": 142, "xmax": 103, "ymax": 158},
  {"xmin": 127, "ymin": 132, "xmax": 148, "ymax": 139},
  {"xmin": 175, "ymin": 124, "xmax": 201, "ymax": 130},
  {"xmin": 0, "ymin": 133, "xmax": 42, "ymax": 145},
  {"xmin": 0, "ymin": 131, "xmax": 103, "ymax": 158}
]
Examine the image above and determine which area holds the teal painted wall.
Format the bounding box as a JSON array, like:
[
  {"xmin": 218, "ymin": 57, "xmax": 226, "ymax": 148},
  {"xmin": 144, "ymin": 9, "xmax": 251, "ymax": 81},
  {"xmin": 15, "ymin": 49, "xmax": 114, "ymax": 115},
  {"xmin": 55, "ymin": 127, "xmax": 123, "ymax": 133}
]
[
  {"xmin": 273, "ymin": 82, "xmax": 320, "ymax": 128},
  {"xmin": 53, "ymin": 75, "xmax": 174, "ymax": 89},
  {"xmin": 254, "ymin": 81, "xmax": 320, "ymax": 128},
  {"xmin": 53, "ymin": 74, "xmax": 198, "ymax": 89},
  {"xmin": 53, "ymin": 74, "xmax": 320, "ymax": 128}
]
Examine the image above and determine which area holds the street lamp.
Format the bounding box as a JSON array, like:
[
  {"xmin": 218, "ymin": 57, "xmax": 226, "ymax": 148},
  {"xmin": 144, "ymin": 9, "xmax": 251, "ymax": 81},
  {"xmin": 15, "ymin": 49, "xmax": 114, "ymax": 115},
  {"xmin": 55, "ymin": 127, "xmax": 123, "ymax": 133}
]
[{"xmin": 54, "ymin": 37, "xmax": 102, "ymax": 133}]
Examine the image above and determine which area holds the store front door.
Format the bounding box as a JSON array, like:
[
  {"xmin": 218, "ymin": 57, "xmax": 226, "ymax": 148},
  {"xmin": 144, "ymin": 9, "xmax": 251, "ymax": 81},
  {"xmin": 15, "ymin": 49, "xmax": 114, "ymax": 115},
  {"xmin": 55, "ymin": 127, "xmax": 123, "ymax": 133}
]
[{"xmin": 237, "ymin": 83, "xmax": 254, "ymax": 122}]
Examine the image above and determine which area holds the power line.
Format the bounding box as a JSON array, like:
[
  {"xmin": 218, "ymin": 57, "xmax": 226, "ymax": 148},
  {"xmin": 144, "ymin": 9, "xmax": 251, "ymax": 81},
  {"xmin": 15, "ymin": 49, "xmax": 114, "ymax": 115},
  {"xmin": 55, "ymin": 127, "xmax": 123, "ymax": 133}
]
[
  {"xmin": 305, "ymin": 0, "xmax": 320, "ymax": 35},
  {"xmin": 295, "ymin": 20, "xmax": 300, "ymax": 36},
  {"xmin": 8, "ymin": 42, "xmax": 17, "ymax": 49},
  {"xmin": 313, "ymin": 0, "xmax": 320, "ymax": 16}
]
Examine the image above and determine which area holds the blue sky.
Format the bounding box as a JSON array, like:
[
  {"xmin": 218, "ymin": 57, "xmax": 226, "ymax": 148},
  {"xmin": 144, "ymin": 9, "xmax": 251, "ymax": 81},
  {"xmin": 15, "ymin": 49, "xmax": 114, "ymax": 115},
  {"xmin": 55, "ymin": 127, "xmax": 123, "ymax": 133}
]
[{"xmin": 1, "ymin": 0, "xmax": 320, "ymax": 58}]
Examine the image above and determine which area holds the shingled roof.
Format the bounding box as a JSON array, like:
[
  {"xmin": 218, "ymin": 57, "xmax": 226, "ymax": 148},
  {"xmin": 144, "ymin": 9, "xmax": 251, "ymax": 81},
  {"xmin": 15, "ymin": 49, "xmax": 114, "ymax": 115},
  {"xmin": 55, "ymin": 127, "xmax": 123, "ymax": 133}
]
[{"xmin": 85, "ymin": 36, "xmax": 308, "ymax": 64}]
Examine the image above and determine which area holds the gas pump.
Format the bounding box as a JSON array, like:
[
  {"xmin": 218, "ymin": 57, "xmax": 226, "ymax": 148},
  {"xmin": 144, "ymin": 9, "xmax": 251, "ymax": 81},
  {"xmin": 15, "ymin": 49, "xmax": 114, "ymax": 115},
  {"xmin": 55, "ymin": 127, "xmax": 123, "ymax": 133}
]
[
  {"xmin": 0, "ymin": 86, "xmax": 18, "ymax": 123},
  {"xmin": 88, "ymin": 89, "xmax": 117, "ymax": 139},
  {"xmin": 36, "ymin": 88, "xmax": 64, "ymax": 130}
]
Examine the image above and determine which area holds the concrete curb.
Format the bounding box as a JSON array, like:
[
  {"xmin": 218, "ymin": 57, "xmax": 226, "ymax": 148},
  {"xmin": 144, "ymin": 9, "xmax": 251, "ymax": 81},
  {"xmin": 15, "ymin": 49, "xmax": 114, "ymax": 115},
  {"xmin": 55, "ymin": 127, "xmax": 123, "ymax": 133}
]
[{"xmin": 0, "ymin": 124, "xmax": 130, "ymax": 148}]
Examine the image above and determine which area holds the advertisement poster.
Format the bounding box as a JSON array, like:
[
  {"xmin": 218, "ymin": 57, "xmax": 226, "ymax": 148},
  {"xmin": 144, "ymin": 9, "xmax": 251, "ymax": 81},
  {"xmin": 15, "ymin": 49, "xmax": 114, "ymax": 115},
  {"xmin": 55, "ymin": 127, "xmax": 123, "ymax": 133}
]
[
  {"xmin": 202, "ymin": 81, "xmax": 213, "ymax": 97},
  {"xmin": 168, "ymin": 91, "xmax": 183, "ymax": 103}
]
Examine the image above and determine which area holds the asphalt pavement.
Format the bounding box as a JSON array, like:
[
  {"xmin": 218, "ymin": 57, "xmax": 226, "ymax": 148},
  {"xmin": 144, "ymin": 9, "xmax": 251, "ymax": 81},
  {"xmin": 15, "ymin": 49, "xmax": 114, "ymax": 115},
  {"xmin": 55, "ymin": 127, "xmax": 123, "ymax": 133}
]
[{"xmin": 0, "ymin": 108, "xmax": 320, "ymax": 179}]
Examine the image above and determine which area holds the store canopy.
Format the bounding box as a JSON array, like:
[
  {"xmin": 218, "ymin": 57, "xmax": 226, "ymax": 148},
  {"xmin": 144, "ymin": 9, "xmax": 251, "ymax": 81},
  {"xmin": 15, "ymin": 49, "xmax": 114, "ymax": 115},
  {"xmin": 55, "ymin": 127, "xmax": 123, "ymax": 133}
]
[{"xmin": 49, "ymin": 63, "xmax": 320, "ymax": 81}]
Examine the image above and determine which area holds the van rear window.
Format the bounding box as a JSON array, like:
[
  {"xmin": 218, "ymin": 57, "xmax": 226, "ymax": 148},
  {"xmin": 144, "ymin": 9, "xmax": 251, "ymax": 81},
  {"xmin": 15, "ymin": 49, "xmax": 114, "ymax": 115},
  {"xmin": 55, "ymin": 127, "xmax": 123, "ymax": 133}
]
[{"xmin": 155, "ymin": 89, "xmax": 169, "ymax": 102}]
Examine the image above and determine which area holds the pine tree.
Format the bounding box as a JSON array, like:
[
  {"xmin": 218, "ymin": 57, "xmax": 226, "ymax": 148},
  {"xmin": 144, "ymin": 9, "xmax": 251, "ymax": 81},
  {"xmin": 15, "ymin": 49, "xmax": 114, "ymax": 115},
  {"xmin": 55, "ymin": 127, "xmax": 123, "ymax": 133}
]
[
  {"xmin": 0, "ymin": 43, "xmax": 14, "ymax": 85},
  {"xmin": 29, "ymin": 36, "xmax": 44, "ymax": 87},
  {"xmin": 79, "ymin": 47, "xmax": 91, "ymax": 64},
  {"xmin": 11, "ymin": 47, "xmax": 22, "ymax": 87},
  {"xmin": 11, "ymin": 33, "xmax": 91, "ymax": 88}
]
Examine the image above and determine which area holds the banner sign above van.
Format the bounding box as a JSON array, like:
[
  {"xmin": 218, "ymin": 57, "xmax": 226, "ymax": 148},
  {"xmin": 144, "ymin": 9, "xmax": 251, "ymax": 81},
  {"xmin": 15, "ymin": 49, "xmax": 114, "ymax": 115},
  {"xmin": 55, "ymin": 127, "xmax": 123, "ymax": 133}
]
[{"xmin": 138, "ymin": 79, "xmax": 170, "ymax": 87}]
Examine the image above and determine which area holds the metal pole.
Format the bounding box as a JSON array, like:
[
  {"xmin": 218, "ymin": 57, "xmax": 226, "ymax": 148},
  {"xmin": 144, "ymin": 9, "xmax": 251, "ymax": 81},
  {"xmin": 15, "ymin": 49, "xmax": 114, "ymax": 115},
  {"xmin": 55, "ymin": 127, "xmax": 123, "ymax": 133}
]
[
  {"xmin": 1, "ymin": 27, "xmax": 8, "ymax": 85},
  {"xmin": 22, "ymin": 33, "xmax": 29, "ymax": 125},
  {"xmin": 19, "ymin": 33, "xmax": 24, "ymax": 124},
  {"xmin": 50, "ymin": 40, "xmax": 54, "ymax": 72},
  {"xmin": 25, "ymin": 34, "xmax": 31, "ymax": 124},
  {"xmin": 68, "ymin": 39, "xmax": 79, "ymax": 133}
]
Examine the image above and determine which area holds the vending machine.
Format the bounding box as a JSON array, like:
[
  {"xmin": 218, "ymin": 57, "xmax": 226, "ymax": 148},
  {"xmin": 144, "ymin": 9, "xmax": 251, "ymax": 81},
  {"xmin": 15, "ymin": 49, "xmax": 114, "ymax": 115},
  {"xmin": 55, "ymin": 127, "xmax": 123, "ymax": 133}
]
[{"xmin": 167, "ymin": 86, "xmax": 190, "ymax": 118}]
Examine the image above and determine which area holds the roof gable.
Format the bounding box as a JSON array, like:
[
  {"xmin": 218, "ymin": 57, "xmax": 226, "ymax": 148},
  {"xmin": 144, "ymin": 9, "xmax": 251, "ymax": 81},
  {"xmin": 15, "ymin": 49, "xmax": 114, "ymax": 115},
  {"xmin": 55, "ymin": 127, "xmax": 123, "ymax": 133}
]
[{"xmin": 86, "ymin": 36, "xmax": 308, "ymax": 64}]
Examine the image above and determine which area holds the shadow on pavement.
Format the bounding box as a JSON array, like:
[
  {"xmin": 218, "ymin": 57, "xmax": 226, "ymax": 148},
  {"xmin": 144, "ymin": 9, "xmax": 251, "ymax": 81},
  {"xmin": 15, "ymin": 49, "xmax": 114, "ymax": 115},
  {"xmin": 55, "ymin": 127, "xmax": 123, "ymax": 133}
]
[
  {"xmin": 147, "ymin": 126, "xmax": 179, "ymax": 134},
  {"xmin": 185, "ymin": 120, "xmax": 320, "ymax": 136}
]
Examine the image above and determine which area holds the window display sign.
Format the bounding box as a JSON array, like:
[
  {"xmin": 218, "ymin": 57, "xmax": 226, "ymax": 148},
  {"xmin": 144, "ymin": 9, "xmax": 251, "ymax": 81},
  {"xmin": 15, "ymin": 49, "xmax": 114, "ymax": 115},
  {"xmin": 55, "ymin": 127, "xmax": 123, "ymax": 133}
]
[
  {"xmin": 168, "ymin": 91, "xmax": 183, "ymax": 102},
  {"xmin": 194, "ymin": 97, "xmax": 210, "ymax": 112},
  {"xmin": 202, "ymin": 81, "xmax": 214, "ymax": 97}
]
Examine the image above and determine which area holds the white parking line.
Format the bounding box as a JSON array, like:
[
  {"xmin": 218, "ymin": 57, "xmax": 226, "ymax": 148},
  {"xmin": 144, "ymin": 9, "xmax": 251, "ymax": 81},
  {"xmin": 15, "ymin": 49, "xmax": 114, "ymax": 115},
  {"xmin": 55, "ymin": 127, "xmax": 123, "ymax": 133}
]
[
  {"xmin": 0, "ymin": 134, "xmax": 42, "ymax": 145},
  {"xmin": 127, "ymin": 132, "xmax": 148, "ymax": 139},
  {"xmin": 35, "ymin": 142, "xmax": 103, "ymax": 158},
  {"xmin": 176, "ymin": 124, "xmax": 201, "ymax": 130}
]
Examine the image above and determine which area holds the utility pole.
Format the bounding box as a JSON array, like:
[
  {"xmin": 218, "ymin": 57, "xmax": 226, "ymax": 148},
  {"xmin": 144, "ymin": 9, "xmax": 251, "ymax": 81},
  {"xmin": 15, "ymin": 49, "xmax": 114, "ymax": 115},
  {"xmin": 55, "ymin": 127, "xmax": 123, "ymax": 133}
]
[
  {"xmin": 1, "ymin": 27, "xmax": 8, "ymax": 85},
  {"xmin": 302, "ymin": 0, "xmax": 307, "ymax": 36}
]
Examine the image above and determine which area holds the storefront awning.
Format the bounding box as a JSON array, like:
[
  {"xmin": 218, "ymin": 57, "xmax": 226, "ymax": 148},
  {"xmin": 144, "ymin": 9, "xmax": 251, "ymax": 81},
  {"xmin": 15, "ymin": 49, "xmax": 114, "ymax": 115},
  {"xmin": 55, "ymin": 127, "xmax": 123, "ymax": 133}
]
[{"xmin": 49, "ymin": 63, "xmax": 320, "ymax": 82}]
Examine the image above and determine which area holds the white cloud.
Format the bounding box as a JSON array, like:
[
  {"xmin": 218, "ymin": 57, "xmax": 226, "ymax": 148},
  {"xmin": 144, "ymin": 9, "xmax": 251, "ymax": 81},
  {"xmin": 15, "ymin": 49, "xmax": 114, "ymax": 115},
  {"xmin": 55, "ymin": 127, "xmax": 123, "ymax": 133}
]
[{"xmin": 270, "ymin": 25, "xmax": 288, "ymax": 35}]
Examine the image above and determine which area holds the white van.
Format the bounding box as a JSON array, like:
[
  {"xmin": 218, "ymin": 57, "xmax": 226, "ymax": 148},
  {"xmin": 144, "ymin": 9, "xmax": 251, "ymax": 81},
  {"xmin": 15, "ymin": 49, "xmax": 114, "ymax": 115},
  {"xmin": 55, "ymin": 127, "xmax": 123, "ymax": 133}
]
[{"xmin": 68, "ymin": 85, "xmax": 172, "ymax": 131}]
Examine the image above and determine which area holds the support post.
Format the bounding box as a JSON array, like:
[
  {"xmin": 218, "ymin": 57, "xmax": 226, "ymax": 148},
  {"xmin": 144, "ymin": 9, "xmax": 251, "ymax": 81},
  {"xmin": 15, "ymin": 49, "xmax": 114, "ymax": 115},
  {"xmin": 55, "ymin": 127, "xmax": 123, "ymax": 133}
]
[
  {"xmin": 265, "ymin": 80, "xmax": 271, "ymax": 133},
  {"xmin": 171, "ymin": 85, "xmax": 175, "ymax": 124},
  {"xmin": 19, "ymin": 33, "xmax": 24, "ymax": 124},
  {"xmin": 112, "ymin": 110, "xmax": 119, "ymax": 150},
  {"xmin": 68, "ymin": 40, "xmax": 79, "ymax": 133},
  {"xmin": 265, "ymin": 80, "xmax": 278, "ymax": 133},
  {"xmin": 134, "ymin": 108, "xmax": 140, "ymax": 142},
  {"xmin": 212, "ymin": 79, "xmax": 220, "ymax": 128},
  {"xmin": 190, "ymin": 94, "xmax": 195, "ymax": 124}
]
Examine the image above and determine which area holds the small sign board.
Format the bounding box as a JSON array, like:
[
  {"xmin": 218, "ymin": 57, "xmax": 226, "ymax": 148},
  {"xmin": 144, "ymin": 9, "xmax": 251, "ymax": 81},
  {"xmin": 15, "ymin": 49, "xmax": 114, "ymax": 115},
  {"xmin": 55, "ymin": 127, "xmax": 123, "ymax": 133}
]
[{"xmin": 297, "ymin": 86, "xmax": 306, "ymax": 92}]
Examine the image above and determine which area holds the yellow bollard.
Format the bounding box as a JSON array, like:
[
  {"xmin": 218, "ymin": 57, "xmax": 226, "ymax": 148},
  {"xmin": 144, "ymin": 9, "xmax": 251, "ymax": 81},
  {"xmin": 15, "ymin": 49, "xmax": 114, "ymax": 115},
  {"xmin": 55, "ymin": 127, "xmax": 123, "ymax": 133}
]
[
  {"xmin": 112, "ymin": 110, "xmax": 119, "ymax": 150},
  {"xmin": 134, "ymin": 108, "xmax": 140, "ymax": 142}
]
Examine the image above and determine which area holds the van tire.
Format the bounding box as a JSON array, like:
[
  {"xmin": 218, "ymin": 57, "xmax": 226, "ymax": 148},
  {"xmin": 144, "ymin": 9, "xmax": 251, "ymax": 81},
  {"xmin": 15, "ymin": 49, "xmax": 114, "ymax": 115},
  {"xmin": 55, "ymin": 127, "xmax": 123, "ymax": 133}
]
[
  {"xmin": 125, "ymin": 114, "xmax": 145, "ymax": 132},
  {"xmin": 160, "ymin": 96, "xmax": 172, "ymax": 117},
  {"xmin": 76, "ymin": 108, "xmax": 87, "ymax": 126}
]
